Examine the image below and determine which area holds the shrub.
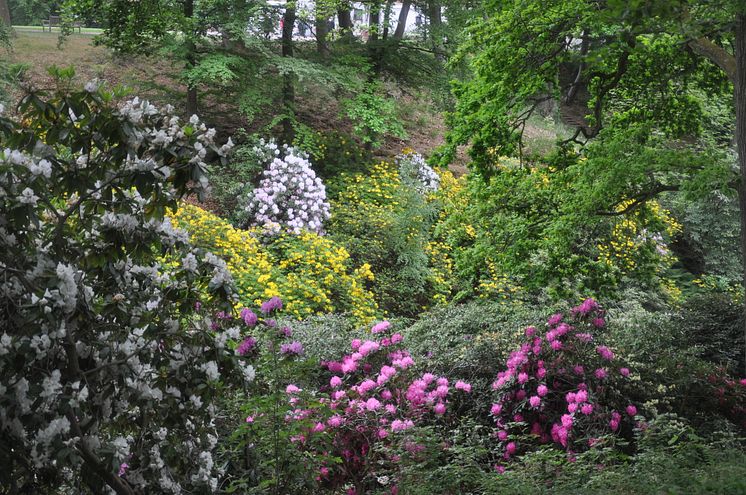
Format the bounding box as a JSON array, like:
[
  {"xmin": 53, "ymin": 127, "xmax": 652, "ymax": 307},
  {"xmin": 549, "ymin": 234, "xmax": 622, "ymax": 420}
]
[
  {"xmin": 438, "ymin": 158, "xmax": 682, "ymax": 301},
  {"xmin": 169, "ymin": 203, "xmax": 379, "ymax": 323},
  {"xmin": 0, "ymin": 84, "xmax": 252, "ymax": 493},
  {"xmin": 244, "ymin": 140, "xmax": 331, "ymax": 235},
  {"xmin": 397, "ymin": 149, "xmax": 440, "ymax": 194},
  {"xmin": 488, "ymin": 299, "xmax": 640, "ymax": 467},
  {"xmin": 328, "ymin": 160, "xmax": 462, "ymax": 316},
  {"xmin": 278, "ymin": 319, "xmax": 472, "ymax": 493},
  {"xmin": 292, "ymin": 128, "xmax": 372, "ymax": 181}
]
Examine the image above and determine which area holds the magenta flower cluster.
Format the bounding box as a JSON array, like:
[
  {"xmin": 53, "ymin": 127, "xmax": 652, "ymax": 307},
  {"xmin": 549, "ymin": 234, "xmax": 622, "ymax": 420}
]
[
  {"xmin": 281, "ymin": 320, "xmax": 470, "ymax": 491},
  {"xmin": 489, "ymin": 299, "xmax": 639, "ymax": 469}
]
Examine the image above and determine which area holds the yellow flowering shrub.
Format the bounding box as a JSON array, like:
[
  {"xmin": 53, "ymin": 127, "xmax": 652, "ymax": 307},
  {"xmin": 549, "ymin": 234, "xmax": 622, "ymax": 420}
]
[
  {"xmin": 597, "ymin": 200, "xmax": 681, "ymax": 277},
  {"xmin": 168, "ymin": 204, "xmax": 378, "ymax": 323},
  {"xmin": 329, "ymin": 161, "xmax": 461, "ymax": 316}
]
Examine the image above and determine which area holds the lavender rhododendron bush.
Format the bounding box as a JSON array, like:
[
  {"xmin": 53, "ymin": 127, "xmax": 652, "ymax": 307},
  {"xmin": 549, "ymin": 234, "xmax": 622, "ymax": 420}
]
[
  {"xmin": 244, "ymin": 139, "xmax": 331, "ymax": 235},
  {"xmin": 0, "ymin": 85, "xmax": 254, "ymax": 493}
]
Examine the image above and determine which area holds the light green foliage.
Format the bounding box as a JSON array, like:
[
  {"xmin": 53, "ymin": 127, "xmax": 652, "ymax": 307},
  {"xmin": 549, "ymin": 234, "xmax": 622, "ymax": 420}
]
[
  {"xmin": 328, "ymin": 161, "xmax": 448, "ymax": 317},
  {"xmin": 439, "ymin": 150, "xmax": 684, "ymax": 300},
  {"xmin": 341, "ymin": 83, "xmax": 406, "ymax": 148}
]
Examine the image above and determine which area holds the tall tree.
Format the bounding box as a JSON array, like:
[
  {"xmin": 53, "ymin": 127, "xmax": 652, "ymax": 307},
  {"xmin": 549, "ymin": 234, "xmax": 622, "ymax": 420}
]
[
  {"xmin": 0, "ymin": 0, "xmax": 11, "ymax": 26},
  {"xmin": 443, "ymin": 0, "xmax": 746, "ymax": 372},
  {"xmin": 281, "ymin": 0, "xmax": 296, "ymax": 142},
  {"xmin": 393, "ymin": 0, "xmax": 410, "ymax": 40}
]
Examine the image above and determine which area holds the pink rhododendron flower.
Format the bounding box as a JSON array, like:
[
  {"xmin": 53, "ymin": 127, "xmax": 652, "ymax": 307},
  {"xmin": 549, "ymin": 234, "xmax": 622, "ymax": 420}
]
[
  {"xmin": 581, "ymin": 404, "xmax": 593, "ymax": 415},
  {"xmin": 551, "ymin": 340, "xmax": 563, "ymax": 351},
  {"xmin": 525, "ymin": 326, "xmax": 537, "ymax": 337},
  {"xmin": 596, "ymin": 345, "xmax": 614, "ymax": 361},
  {"xmin": 594, "ymin": 368, "xmax": 607, "ymax": 379},
  {"xmin": 491, "ymin": 403, "xmax": 503, "ymax": 416},
  {"xmin": 548, "ymin": 313, "xmax": 563, "ymax": 326},
  {"xmin": 537, "ymin": 384, "xmax": 548, "ymax": 397},
  {"xmin": 391, "ymin": 333, "xmax": 403, "ymax": 344},
  {"xmin": 529, "ymin": 396, "xmax": 541, "ymax": 408},
  {"xmin": 351, "ymin": 339, "xmax": 362, "ymax": 350},
  {"xmin": 327, "ymin": 415, "xmax": 343, "ymax": 427},
  {"xmin": 620, "ymin": 367, "xmax": 631, "ymax": 377},
  {"xmin": 497, "ymin": 430, "xmax": 508, "ymax": 441},
  {"xmin": 359, "ymin": 340, "xmax": 380, "ymax": 356},
  {"xmin": 365, "ymin": 398, "xmax": 382, "ymax": 411},
  {"xmin": 260, "ymin": 296, "xmax": 283, "ymax": 313},
  {"xmin": 391, "ymin": 419, "xmax": 414, "ymax": 432},
  {"xmin": 371, "ymin": 321, "xmax": 391, "ymax": 334},
  {"xmin": 626, "ymin": 405, "xmax": 637, "ymax": 416},
  {"xmin": 561, "ymin": 414, "xmax": 573, "ymax": 428},
  {"xmin": 330, "ymin": 376, "xmax": 342, "ymax": 388},
  {"xmin": 434, "ymin": 402, "xmax": 446, "ymax": 415},
  {"xmin": 518, "ymin": 372, "xmax": 529, "ymax": 384},
  {"xmin": 505, "ymin": 442, "xmax": 517, "ymax": 455},
  {"xmin": 286, "ymin": 384, "xmax": 301, "ymax": 394},
  {"xmin": 455, "ymin": 380, "xmax": 472, "ymax": 392},
  {"xmin": 236, "ymin": 336, "xmax": 258, "ymax": 356}
]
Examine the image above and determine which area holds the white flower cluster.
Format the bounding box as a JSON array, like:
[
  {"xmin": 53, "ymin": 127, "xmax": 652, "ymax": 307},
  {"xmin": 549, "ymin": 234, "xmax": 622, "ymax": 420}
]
[
  {"xmin": 0, "ymin": 88, "xmax": 246, "ymax": 493},
  {"xmin": 245, "ymin": 140, "xmax": 331, "ymax": 234},
  {"xmin": 396, "ymin": 151, "xmax": 440, "ymax": 194}
]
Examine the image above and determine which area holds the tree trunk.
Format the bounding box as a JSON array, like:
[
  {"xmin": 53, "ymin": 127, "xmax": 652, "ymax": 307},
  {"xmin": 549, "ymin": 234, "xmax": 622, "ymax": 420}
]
[
  {"xmin": 564, "ymin": 31, "xmax": 589, "ymax": 104},
  {"xmin": 338, "ymin": 4, "xmax": 352, "ymax": 40},
  {"xmin": 382, "ymin": 0, "xmax": 393, "ymax": 40},
  {"xmin": 393, "ymin": 0, "xmax": 411, "ymax": 40},
  {"xmin": 368, "ymin": 1, "xmax": 380, "ymax": 43},
  {"xmin": 736, "ymin": 13, "xmax": 746, "ymax": 376},
  {"xmin": 315, "ymin": 12, "xmax": 329, "ymax": 56},
  {"xmin": 427, "ymin": 0, "xmax": 443, "ymax": 60},
  {"xmin": 0, "ymin": 0, "xmax": 11, "ymax": 26},
  {"xmin": 184, "ymin": 0, "xmax": 198, "ymax": 116},
  {"xmin": 281, "ymin": 4, "xmax": 296, "ymax": 143}
]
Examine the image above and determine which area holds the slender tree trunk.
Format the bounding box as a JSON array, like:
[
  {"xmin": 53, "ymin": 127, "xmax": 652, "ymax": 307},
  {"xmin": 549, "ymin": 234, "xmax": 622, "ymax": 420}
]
[
  {"xmin": 0, "ymin": 0, "xmax": 10, "ymax": 26},
  {"xmin": 736, "ymin": 13, "xmax": 746, "ymax": 376},
  {"xmin": 338, "ymin": 3, "xmax": 352, "ymax": 40},
  {"xmin": 368, "ymin": 1, "xmax": 380, "ymax": 43},
  {"xmin": 315, "ymin": 12, "xmax": 329, "ymax": 56},
  {"xmin": 382, "ymin": 0, "xmax": 393, "ymax": 40},
  {"xmin": 281, "ymin": 3, "xmax": 296, "ymax": 143},
  {"xmin": 427, "ymin": 0, "xmax": 444, "ymax": 60},
  {"xmin": 184, "ymin": 0, "xmax": 198, "ymax": 116},
  {"xmin": 368, "ymin": 0, "xmax": 383, "ymax": 74},
  {"xmin": 393, "ymin": 0, "xmax": 411, "ymax": 40},
  {"xmin": 565, "ymin": 31, "xmax": 589, "ymax": 104}
]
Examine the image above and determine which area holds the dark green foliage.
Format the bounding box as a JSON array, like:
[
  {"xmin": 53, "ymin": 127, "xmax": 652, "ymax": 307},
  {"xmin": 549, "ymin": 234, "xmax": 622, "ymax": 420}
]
[{"xmin": 8, "ymin": 0, "xmax": 59, "ymax": 25}]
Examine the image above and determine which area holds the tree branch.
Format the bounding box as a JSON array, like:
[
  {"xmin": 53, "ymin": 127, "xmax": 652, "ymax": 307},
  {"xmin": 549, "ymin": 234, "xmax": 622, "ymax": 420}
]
[{"xmin": 687, "ymin": 37, "xmax": 736, "ymax": 83}]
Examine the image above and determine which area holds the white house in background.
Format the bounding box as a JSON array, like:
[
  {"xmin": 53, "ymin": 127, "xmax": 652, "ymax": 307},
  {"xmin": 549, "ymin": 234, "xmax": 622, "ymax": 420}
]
[{"xmin": 261, "ymin": 0, "xmax": 425, "ymax": 40}]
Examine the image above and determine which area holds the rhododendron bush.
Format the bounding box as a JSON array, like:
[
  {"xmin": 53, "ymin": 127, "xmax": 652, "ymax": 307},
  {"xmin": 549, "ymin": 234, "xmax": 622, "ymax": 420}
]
[
  {"xmin": 239, "ymin": 316, "xmax": 471, "ymax": 493},
  {"xmin": 244, "ymin": 139, "xmax": 331, "ymax": 235},
  {"xmin": 489, "ymin": 299, "xmax": 640, "ymax": 468},
  {"xmin": 0, "ymin": 84, "xmax": 254, "ymax": 493}
]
